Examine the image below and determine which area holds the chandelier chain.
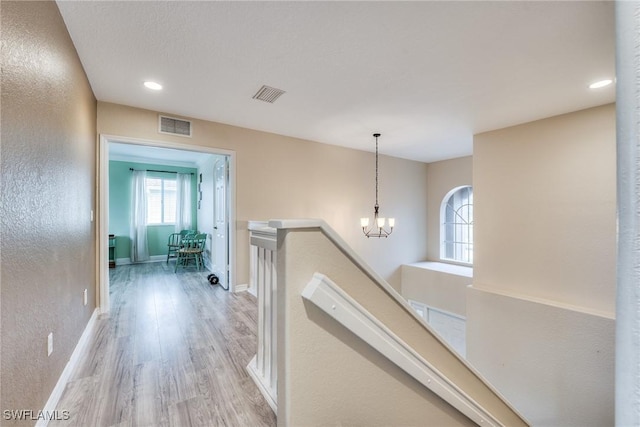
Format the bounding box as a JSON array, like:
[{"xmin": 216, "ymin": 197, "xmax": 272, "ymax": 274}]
[{"xmin": 375, "ymin": 133, "xmax": 379, "ymax": 207}]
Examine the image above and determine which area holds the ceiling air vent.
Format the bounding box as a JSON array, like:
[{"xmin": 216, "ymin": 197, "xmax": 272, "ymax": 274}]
[
  {"xmin": 159, "ymin": 115, "xmax": 192, "ymax": 137},
  {"xmin": 252, "ymin": 85, "xmax": 286, "ymax": 103}
]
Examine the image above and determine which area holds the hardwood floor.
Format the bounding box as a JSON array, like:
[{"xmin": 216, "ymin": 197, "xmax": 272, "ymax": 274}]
[{"xmin": 51, "ymin": 262, "xmax": 276, "ymax": 427}]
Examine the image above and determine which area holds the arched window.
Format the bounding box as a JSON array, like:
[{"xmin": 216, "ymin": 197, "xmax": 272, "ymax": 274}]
[{"xmin": 440, "ymin": 186, "xmax": 473, "ymax": 264}]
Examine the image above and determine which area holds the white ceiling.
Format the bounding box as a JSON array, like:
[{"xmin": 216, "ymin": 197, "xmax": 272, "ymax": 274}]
[
  {"xmin": 57, "ymin": 1, "xmax": 615, "ymax": 163},
  {"xmin": 109, "ymin": 142, "xmax": 208, "ymax": 167}
]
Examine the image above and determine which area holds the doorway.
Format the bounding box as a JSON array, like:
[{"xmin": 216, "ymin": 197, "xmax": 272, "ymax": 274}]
[{"xmin": 98, "ymin": 134, "xmax": 236, "ymax": 313}]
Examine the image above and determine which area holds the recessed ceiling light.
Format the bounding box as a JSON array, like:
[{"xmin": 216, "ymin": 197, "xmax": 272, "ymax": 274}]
[
  {"xmin": 589, "ymin": 79, "xmax": 613, "ymax": 89},
  {"xmin": 144, "ymin": 81, "xmax": 163, "ymax": 91}
]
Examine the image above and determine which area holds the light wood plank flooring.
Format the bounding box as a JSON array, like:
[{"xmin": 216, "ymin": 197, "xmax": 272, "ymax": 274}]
[{"xmin": 51, "ymin": 262, "xmax": 276, "ymax": 427}]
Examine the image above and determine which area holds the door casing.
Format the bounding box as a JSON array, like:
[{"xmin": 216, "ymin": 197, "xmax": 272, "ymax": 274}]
[{"xmin": 97, "ymin": 134, "xmax": 237, "ymax": 313}]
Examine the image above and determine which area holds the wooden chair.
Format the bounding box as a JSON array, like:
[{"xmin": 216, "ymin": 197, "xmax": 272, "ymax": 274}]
[
  {"xmin": 180, "ymin": 229, "xmax": 196, "ymax": 238},
  {"xmin": 174, "ymin": 233, "xmax": 207, "ymax": 272},
  {"xmin": 167, "ymin": 230, "xmax": 198, "ymax": 264},
  {"xmin": 166, "ymin": 233, "xmax": 182, "ymax": 263}
]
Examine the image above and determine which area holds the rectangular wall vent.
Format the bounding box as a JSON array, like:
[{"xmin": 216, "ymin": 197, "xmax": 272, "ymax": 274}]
[
  {"xmin": 159, "ymin": 115, "xmax": 192, "ymax": 137},
  {"xmin": 252, "ymin": 85, "xmax": 286, "ymax": 103}
]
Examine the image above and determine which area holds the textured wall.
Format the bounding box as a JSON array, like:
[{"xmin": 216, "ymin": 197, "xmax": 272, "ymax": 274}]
[
  {"xmin": 473, "ymin": 104, "xmax": 616, "ymax": 314},
  {"xmin": 1, "ymin": 1, "xmax": 97, "ymax": 423},
  {"xmin": 468, "ymin": 104, "xmax": 616, "ymax": 426},
  {"xmin": 467, "ymin": 287, "xmax": 614, "ymax": 427}
]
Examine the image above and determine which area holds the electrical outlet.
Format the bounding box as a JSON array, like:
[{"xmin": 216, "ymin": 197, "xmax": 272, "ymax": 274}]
[
  {"xmin": 90, "ymin": 210, "xmax": 94, "ymax": 222},
  {"xmin": 83, "ymin": 289, "xmax": 88, "ymax": 306},
  {"xmin": 47, "ymin": 333, "xmax": 53, "ymax": 356}
]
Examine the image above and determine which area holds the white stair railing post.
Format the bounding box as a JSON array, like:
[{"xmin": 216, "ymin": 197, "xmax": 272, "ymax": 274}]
[{"xmin": 247, "ymin": 221, "xmax": 278, "ymax": 412}]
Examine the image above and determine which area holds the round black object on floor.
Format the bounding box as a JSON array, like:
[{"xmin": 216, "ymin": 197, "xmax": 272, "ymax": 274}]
[{"xmin": 207, "ymin": 273, "xmax": 219, "ymax": 285}]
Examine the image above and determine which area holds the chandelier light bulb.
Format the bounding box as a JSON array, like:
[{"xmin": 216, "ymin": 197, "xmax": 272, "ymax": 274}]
[
  {"xmin": 361, "ymin": 217, "xmax": 370, "ymax": 228},
  {"xmin": 388, "ymin": 218, "xmax": 395, "ymax": 228}
]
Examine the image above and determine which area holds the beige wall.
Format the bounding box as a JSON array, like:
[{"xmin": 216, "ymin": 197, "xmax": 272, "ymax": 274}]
[
  {"xmin": 426, "ymin": 156, "xmax": 472, "ymax": 261},
  {"xmin": 98, "ymin": 102, "xmax": 429, "ymax": 290},
  {"xmin": 467, "ymin": 287, "xmax": 614, "ymax": 426},
  {"xmin": 401, "ymin": 264, "xmax": 470, "ymax": 316},
  {"xmin": 1, "ymin": 0, "xmax": 97, "ymax": 422},
  {"xmin": 473, "ymin": 104, "xmax": 616, "ymax": 314},
  {"xmin": 468, "ymin": 104, "xmax": 616, "ymax": 426}
]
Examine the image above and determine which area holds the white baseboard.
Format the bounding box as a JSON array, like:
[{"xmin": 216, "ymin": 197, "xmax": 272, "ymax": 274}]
[
  {"xmin": 246, "ymin": 356, "xmax": 277, "ymax": 413},
  {"xmin": 116, "ymin": 255, "xmax": 215, "ymax": 269},
  {"xmin": 36, "ymin": 308, "xmax": 98, "ymax": 427},
  {"xmin": 234, "ymin": 283, "xmax": 249, "ymax": 293},
  {"xmin": 116, "ymin": 255, "xmax": 166, "ymax": 265}
]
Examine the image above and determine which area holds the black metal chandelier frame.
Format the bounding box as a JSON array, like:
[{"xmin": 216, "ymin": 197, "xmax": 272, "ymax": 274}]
[{"xmin": 361, "ymin": 133, "xmax": 394, "ymax": 238}]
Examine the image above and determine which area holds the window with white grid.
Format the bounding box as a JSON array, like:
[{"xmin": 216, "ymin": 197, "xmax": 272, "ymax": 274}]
[
  {"xmin": 440, "ymin": 186, "xmax": 473, "ymax": 264},
  {"xmin": 146, "ymin": 177, "xmax": 176, "ymax": 224}
]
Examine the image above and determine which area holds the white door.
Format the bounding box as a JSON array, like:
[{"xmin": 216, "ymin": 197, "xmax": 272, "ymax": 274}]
[{"xmin": 213, "ymin": 157, "xmax": 229, "ymax": 289}]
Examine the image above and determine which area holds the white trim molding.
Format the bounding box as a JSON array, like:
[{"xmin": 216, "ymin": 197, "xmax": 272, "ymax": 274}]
[
  {"xmin": 234, "ymin": 283, "xmax": 249, "ymax": 293},
  {"xmin": 246, "ymin": 221, "xmax": 278, "ymax": 413},
  {"xmin": 115, "ymin": 255, "xmax": 168, "ymax": 266},
  {"xmin": 616, "ymin": 3, "xmax": 640, "ymax": 425},
  {"xmin": 302, "ymin": 272, "xmax": 503, "ymax": 427},
  {"xmin": 36, "ymin": 309, "xmax": 98, "ymax": 427},
  {"xmin": 406, "ymin": 261, "xmax": 473, "ymax": 278},
  {"xmin": 247, "ymin": 356, "xmax": 277, "ymax": 413}
]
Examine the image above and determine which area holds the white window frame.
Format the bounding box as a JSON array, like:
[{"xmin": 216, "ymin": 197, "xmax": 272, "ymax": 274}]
[
  {"xmin": 440, "ymin": 185, "xmax": 473, "ymax": 265},
  {"xmin": 146, "ymin": 176, "xmax": 177, "ymax": 225}
]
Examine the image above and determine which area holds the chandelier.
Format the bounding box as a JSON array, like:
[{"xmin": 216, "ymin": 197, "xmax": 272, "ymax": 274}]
[{"xmin": 360, "ymin": 133, "xmax": 394, "ymax": 238}]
